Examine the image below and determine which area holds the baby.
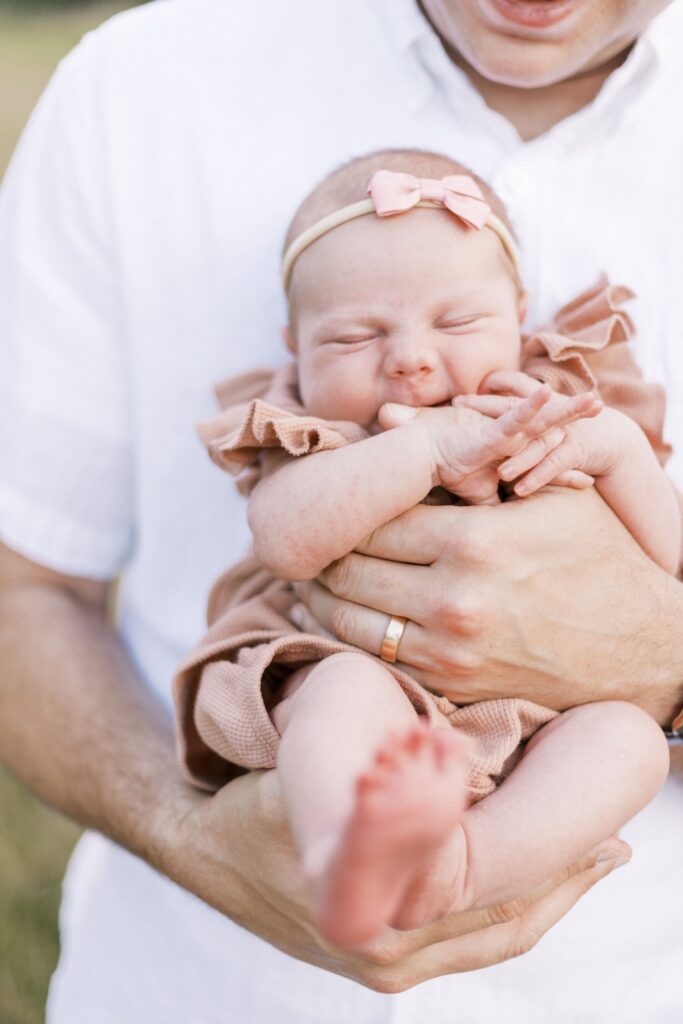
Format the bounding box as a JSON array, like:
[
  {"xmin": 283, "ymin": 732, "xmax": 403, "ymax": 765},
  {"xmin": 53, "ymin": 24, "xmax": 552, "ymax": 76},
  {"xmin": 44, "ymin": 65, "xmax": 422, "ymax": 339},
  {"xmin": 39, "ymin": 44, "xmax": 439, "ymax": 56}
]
[{"xmin": 175, "ymin": 149, "xmax": 675, "ymax": 949}]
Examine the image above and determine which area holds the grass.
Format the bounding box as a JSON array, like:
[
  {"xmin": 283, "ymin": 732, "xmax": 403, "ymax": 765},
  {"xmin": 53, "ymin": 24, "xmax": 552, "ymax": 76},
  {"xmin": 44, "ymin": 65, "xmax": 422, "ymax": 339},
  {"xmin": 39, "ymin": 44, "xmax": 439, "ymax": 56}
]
[
  {"xmin": 0, "ymin": 3, "xmax": 129, "ymax": 176},
  {"xmin": 0, "ymin": 6, "xmax": 133, "ymax": 1019},
  {"xmin": 0, "ymin": 769, "xmax": 80, "ymax": 1023}
]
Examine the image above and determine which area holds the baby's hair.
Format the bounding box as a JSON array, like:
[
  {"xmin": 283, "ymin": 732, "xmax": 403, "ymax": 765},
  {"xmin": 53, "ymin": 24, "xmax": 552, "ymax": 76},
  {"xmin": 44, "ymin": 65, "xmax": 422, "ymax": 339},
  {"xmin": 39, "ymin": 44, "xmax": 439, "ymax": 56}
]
[{"xmin": 283, "ymin": 147, "xmax": 517, "ymax": 256}]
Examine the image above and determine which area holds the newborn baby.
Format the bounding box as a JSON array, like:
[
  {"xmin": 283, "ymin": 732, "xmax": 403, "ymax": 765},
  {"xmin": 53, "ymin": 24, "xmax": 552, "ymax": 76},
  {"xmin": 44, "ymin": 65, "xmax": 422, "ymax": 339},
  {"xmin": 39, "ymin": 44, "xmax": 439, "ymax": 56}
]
[{"xmin": 175, "ymin": 148, "xmax": 675, "ymax": 948}]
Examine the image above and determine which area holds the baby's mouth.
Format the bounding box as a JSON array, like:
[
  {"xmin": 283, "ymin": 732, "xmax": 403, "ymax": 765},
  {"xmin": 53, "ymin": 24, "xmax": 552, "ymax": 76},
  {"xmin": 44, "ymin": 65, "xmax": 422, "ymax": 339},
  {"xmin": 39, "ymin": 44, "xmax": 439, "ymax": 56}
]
[{"xmin": 369, "ymin": 397, "xmax": 455, "ymax": 435}]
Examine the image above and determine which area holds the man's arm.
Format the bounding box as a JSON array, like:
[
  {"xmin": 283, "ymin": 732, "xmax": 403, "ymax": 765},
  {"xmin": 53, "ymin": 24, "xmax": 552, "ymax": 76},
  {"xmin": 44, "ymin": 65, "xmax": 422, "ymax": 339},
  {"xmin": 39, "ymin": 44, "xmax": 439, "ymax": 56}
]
[
  {"xmin": 0, "ymin": 541, "xmax": 631, "ymax": 990},
  {"xmin": 0, "ymin": 542, "xmax": 191, "ymax": 862}
]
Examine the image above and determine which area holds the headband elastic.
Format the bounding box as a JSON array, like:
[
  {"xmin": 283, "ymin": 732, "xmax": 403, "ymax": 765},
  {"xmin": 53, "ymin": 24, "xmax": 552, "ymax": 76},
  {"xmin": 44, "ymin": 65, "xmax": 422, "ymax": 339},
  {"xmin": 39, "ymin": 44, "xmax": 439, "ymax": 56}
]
[{"xmin": 282, "ymin": 169, "xmax": 521, "ymax": 291}]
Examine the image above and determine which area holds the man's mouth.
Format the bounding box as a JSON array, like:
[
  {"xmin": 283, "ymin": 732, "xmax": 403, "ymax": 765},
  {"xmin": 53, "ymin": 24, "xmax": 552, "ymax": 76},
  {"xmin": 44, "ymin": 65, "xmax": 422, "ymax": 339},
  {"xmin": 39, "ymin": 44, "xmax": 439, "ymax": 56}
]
[{"xmin": 486, "ymin": 0, "xmax": 580, "ymax": 30}]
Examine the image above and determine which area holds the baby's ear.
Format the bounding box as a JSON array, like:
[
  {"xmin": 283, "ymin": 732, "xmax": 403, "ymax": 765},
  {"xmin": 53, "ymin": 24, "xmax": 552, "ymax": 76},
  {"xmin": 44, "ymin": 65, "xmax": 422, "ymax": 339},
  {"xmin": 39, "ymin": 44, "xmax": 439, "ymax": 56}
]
[
  {"xmin": 281, "ymin": 325, "xmax": 296, "ymax": 353},
  {"xmin": 517, "ymin": 290, "xmax": 529, "ymax": 325}
]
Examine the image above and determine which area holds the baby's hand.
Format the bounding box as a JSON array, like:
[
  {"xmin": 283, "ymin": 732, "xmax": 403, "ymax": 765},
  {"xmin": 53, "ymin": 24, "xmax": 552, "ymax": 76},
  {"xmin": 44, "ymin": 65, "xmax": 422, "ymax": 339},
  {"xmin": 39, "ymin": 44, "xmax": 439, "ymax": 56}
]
[
  {"xmin": 455, "ymin": 371, "xmax": 619, "ymax": 497},
  {"xmin": 381, "ymin": 384, "xmax": 601, "ymax": 503}
]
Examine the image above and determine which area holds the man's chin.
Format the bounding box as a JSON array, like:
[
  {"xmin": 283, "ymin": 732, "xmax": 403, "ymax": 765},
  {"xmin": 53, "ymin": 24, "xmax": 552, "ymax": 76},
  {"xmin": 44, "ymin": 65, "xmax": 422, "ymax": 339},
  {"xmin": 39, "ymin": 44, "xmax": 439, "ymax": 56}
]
[{"xmin": 464, "ymin": 38, "xmax": 590, "ymax": 89}]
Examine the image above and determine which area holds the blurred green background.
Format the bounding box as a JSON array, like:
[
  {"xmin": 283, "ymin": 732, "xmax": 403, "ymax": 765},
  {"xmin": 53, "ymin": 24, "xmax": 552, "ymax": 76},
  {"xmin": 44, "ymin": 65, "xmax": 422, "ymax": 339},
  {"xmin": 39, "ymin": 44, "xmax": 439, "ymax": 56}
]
[{"xmin": 0, "ymin": 5, "xmax": 135, "ymax": 1021}]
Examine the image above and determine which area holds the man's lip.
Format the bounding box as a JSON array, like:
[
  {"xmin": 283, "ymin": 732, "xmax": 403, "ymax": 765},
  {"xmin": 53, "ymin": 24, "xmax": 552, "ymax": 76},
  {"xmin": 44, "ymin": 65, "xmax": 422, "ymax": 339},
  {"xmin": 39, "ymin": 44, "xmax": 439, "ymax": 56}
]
[{"xmin": 486, "ymin": 0, "xmax": 579, "ymax": 30}]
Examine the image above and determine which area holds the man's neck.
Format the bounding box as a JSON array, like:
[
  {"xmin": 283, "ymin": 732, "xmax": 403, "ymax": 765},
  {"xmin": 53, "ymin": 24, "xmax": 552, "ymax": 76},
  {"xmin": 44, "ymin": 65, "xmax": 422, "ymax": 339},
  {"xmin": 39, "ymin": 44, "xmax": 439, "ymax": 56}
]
[
  {"xmin": 447, "ymin": 48, "xmax": 632, "ymax": 141},
  {"xmin": 418, "ymin": 4, "xmax": 634, "ymax": 142}
]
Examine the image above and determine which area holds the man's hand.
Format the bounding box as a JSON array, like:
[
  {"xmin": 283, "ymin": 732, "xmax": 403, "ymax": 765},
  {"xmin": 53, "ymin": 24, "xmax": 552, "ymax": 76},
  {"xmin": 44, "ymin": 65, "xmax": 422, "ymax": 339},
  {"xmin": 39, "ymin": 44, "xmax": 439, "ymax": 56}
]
[
  {"xmin": 294, "ymin": 487, "xmax": 683, "ymax": 726},
  {"xmin": 162, "ymin": 768, "xmax": 631, "ymax": 992}
]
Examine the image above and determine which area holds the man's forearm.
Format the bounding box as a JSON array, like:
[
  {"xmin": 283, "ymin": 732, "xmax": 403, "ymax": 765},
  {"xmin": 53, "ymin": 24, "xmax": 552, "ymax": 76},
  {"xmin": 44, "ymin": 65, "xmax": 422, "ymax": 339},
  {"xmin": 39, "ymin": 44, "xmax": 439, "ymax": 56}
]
[{"xmin": 0, "ymin": 578, "xmax": 191, "ymax": 867}]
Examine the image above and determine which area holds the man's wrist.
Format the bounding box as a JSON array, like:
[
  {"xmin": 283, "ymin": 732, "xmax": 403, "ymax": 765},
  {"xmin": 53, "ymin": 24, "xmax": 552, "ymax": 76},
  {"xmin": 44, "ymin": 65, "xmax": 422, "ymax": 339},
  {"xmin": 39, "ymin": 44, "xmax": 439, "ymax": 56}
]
[{"xmin": 665, "ymin": 705, "xmax": 683, "ymax": 742}]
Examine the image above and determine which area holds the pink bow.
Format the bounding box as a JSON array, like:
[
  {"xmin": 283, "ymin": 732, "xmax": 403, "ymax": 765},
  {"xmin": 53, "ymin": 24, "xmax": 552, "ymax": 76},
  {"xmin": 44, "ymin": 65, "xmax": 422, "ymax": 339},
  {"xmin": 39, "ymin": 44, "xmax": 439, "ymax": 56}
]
[{"xmin": 368, "ymin": 170, "xmax": 491, "ymax": 229}]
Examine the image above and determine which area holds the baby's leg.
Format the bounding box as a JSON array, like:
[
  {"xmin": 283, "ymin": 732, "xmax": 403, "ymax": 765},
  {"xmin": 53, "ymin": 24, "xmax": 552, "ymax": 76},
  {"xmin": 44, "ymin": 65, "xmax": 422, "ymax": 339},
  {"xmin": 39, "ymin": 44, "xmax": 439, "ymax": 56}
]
[
  {"xmin": 456, "ymin": 700, "xmax": 669, "ymax": 912},
  {"xmin": 274, "ymin": 652, "xmax": 470, "ymax": 947}
]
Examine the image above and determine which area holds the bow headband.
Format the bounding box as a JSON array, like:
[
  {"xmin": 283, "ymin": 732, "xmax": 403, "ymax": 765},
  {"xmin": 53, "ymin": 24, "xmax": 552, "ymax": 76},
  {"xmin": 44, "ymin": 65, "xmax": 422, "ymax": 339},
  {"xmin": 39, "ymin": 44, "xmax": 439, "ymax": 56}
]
[{"xmin": 282, "ymin": 169, "xmax": 521, "ymax": 291}]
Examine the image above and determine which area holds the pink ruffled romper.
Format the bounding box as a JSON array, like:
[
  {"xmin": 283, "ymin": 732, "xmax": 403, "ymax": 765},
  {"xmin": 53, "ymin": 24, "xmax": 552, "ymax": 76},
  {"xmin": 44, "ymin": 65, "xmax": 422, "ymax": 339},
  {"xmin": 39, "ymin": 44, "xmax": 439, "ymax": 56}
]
[{"xmin": 174, "ymin": 278, "xmax": 671, "ymax": 798}]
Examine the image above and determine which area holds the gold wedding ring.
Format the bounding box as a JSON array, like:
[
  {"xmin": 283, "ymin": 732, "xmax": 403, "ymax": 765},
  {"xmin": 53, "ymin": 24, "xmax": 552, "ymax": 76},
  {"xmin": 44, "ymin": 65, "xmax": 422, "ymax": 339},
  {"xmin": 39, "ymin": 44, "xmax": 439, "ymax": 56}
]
[{"xmin": 380, "ymin": 614, "xmax": 408, "ymax": 663}]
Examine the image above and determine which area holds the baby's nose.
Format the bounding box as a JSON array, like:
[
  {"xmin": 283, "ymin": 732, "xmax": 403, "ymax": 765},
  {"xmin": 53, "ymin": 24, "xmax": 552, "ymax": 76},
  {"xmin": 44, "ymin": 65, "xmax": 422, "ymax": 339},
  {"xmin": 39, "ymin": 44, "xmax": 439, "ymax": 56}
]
[{"xmin": 383, "ymin": 336, "xmax": 439, "ymax": 378}]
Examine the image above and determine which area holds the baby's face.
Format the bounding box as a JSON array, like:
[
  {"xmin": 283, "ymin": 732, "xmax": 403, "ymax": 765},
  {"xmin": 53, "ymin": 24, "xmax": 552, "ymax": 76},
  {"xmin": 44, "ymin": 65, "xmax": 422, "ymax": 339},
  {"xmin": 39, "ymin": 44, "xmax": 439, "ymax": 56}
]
[{"xmin": 288, "ymin": 208, "xmax": 525, "ymax": 430}]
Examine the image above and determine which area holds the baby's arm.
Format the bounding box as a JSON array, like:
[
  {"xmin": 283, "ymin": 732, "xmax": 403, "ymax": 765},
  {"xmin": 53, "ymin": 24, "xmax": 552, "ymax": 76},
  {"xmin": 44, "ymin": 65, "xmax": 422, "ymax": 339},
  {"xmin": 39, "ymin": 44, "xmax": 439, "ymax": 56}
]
[
  {"xmin": 498, "ymin": 406, "xmax": 681, "ymax": 574},
  {"xmin": 249, "ymin": 389, "xmax": 595, "ymax": 581},
  {"xmin": 248, "ymin": 425, "xmax": 435, "ymax": 581},
  {"xmin": 457, "ymin": 372, "xmax": 680, "ymax": 573}
]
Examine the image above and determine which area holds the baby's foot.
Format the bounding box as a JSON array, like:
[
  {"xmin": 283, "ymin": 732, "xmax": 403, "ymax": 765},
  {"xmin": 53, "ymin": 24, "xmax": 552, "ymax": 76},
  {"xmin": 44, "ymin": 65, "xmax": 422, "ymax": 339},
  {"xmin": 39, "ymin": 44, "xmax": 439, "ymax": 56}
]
[{"xmin": 316, "ymin": 723, "xmax": 470, "ymax": 948}]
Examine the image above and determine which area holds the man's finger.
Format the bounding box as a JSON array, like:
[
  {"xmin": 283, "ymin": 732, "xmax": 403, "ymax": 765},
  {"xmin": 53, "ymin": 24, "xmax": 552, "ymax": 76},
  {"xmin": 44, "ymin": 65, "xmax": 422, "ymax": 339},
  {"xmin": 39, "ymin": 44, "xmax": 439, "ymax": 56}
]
[
  {"xmin": 295, "ymin": 578, "xmax": 427, "ymax": 659},
  {"xmin": 354, "ymin": 504, "xmax": 466, "ymax": 564},
  {"xmin": 365, "ymin": 839, "xmax": 631, "ymax": 989},
  {"xmin": 316, "ymin": 553, "xmax": 430, "ymax": 624},
  {"xmin": 289, "ymin": 601, "xmax": 336, "ymax": 641}
]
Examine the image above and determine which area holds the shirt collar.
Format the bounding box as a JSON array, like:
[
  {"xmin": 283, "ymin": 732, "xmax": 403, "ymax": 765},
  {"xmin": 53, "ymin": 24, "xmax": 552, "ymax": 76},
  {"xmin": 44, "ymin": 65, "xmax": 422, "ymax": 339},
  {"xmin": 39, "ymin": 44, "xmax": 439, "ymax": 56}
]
[
  {"xmin": 372, "ymin": 0, "xmax": 678, "ymax": 144},
  {"xmin": 374, "ymin": 0, "xmax": 432, "ymax": 54}
]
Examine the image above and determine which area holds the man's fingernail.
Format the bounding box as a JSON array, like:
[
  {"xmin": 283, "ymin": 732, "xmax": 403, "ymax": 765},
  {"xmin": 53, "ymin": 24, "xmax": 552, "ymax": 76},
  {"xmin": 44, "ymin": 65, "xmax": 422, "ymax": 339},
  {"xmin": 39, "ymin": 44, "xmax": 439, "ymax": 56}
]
[{"xmin": 384, "ymin": 403, "xmax": 418, "ymax": 420}]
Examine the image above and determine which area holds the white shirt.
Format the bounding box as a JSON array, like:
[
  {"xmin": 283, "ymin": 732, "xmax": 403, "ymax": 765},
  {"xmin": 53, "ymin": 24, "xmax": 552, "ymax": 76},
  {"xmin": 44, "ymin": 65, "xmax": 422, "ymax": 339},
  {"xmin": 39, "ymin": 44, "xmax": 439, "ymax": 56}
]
[{"xmin": 1, "ymin": 0, "xmax": 682, "ymax": 1020}]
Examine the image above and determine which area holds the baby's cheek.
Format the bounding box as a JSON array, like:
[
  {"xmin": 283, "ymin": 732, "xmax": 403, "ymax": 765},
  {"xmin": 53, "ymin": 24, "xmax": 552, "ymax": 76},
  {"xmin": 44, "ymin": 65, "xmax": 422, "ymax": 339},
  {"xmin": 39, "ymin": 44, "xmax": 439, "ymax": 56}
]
[
  {"xmin": 301, "ymin": 363, "xmax": 377, "ymax": 424},
  {"xmin": 480, "ymin": 334, "xmax": 523, "ymax": 380}
]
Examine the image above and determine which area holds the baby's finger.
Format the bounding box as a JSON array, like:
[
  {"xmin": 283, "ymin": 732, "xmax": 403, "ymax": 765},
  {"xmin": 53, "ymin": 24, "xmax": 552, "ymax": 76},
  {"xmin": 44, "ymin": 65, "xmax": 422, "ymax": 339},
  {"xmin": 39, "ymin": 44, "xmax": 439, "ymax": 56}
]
[
  {"xmin": 480, "ymin": 370, "xmax": 544, "ymax": 398},
  {"xmin": 451, "ymin": 394, "xmax": 523, "ymax": 417},
  {"xmin": 514, "ymin": 437, "xmax": 580, "ymax": 496},
  {"xmin": 492, "ymin": 384, "xmax": 553, "ymax": 439},
  {"xmin": 498, "ymin": 429, "xmax": 566, "ymax": 481},
  {"xmin": 551, "ymin": 470, "xmax": 595, "ymax": 489},
  {"xmin": 515, "ymin": 393, "xmax": 601, "ymax": 440}
]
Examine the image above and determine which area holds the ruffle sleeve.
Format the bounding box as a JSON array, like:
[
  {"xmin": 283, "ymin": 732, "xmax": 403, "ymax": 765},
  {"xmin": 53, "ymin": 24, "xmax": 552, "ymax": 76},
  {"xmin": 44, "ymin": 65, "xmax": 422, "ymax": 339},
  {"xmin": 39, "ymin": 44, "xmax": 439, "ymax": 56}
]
[
  {"xmin": 521, "ymin": 275, "xmax": 672, "ymax": 466},
  {"xmin": 197, "ymin": 362, "xmax": 368, "ymax": 494}
]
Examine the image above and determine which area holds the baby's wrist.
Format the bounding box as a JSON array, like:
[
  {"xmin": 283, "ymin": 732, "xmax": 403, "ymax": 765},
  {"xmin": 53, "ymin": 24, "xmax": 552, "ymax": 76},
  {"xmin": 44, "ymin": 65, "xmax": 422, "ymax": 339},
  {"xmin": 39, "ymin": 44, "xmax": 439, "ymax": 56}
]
[
  {"xmin": 597, "ymin": 408, "xmax": 648, "ymax": 478},
  {"xmin": 396, "ymin": 417, "xmax": 442, "ymax": 487}
]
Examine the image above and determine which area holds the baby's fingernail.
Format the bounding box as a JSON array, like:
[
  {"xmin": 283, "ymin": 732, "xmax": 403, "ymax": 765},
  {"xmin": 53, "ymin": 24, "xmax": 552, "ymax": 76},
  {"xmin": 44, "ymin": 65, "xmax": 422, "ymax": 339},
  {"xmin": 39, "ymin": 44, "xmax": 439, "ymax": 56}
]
[
  {"xmin": 515, "ymin": 482, "xmax": 529, "ymax": 495},
  {"xmin": 290, "ymin": 604, "xmax": 304, "ymax": 628},
  {"xmin": 595, "ymin": 851, "xmax": 631, "ymax": 869},
  {"xmin": 384, "ymin": 403, "xmax": 418, "ymax": 420}
]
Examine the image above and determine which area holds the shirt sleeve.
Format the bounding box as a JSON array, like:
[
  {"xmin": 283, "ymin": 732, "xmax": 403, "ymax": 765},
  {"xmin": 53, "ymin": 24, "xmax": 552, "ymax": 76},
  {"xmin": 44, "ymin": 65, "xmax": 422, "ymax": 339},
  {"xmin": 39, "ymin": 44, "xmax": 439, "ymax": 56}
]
[{"xmin": 0, "ymin": 36, "xmax": 133, "ymax": 579}]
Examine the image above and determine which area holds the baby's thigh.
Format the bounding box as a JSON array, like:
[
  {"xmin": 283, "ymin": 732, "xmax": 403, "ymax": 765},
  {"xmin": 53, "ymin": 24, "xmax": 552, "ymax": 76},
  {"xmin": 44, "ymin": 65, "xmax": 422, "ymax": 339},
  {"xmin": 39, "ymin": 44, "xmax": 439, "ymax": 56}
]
[
  {"xmin": 271, "ymin": 651, "xmax": 419, "ymax": 735},
  {"xmin": 525, "ymin": 700, "xmax": 669, "ymax": 798}
]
